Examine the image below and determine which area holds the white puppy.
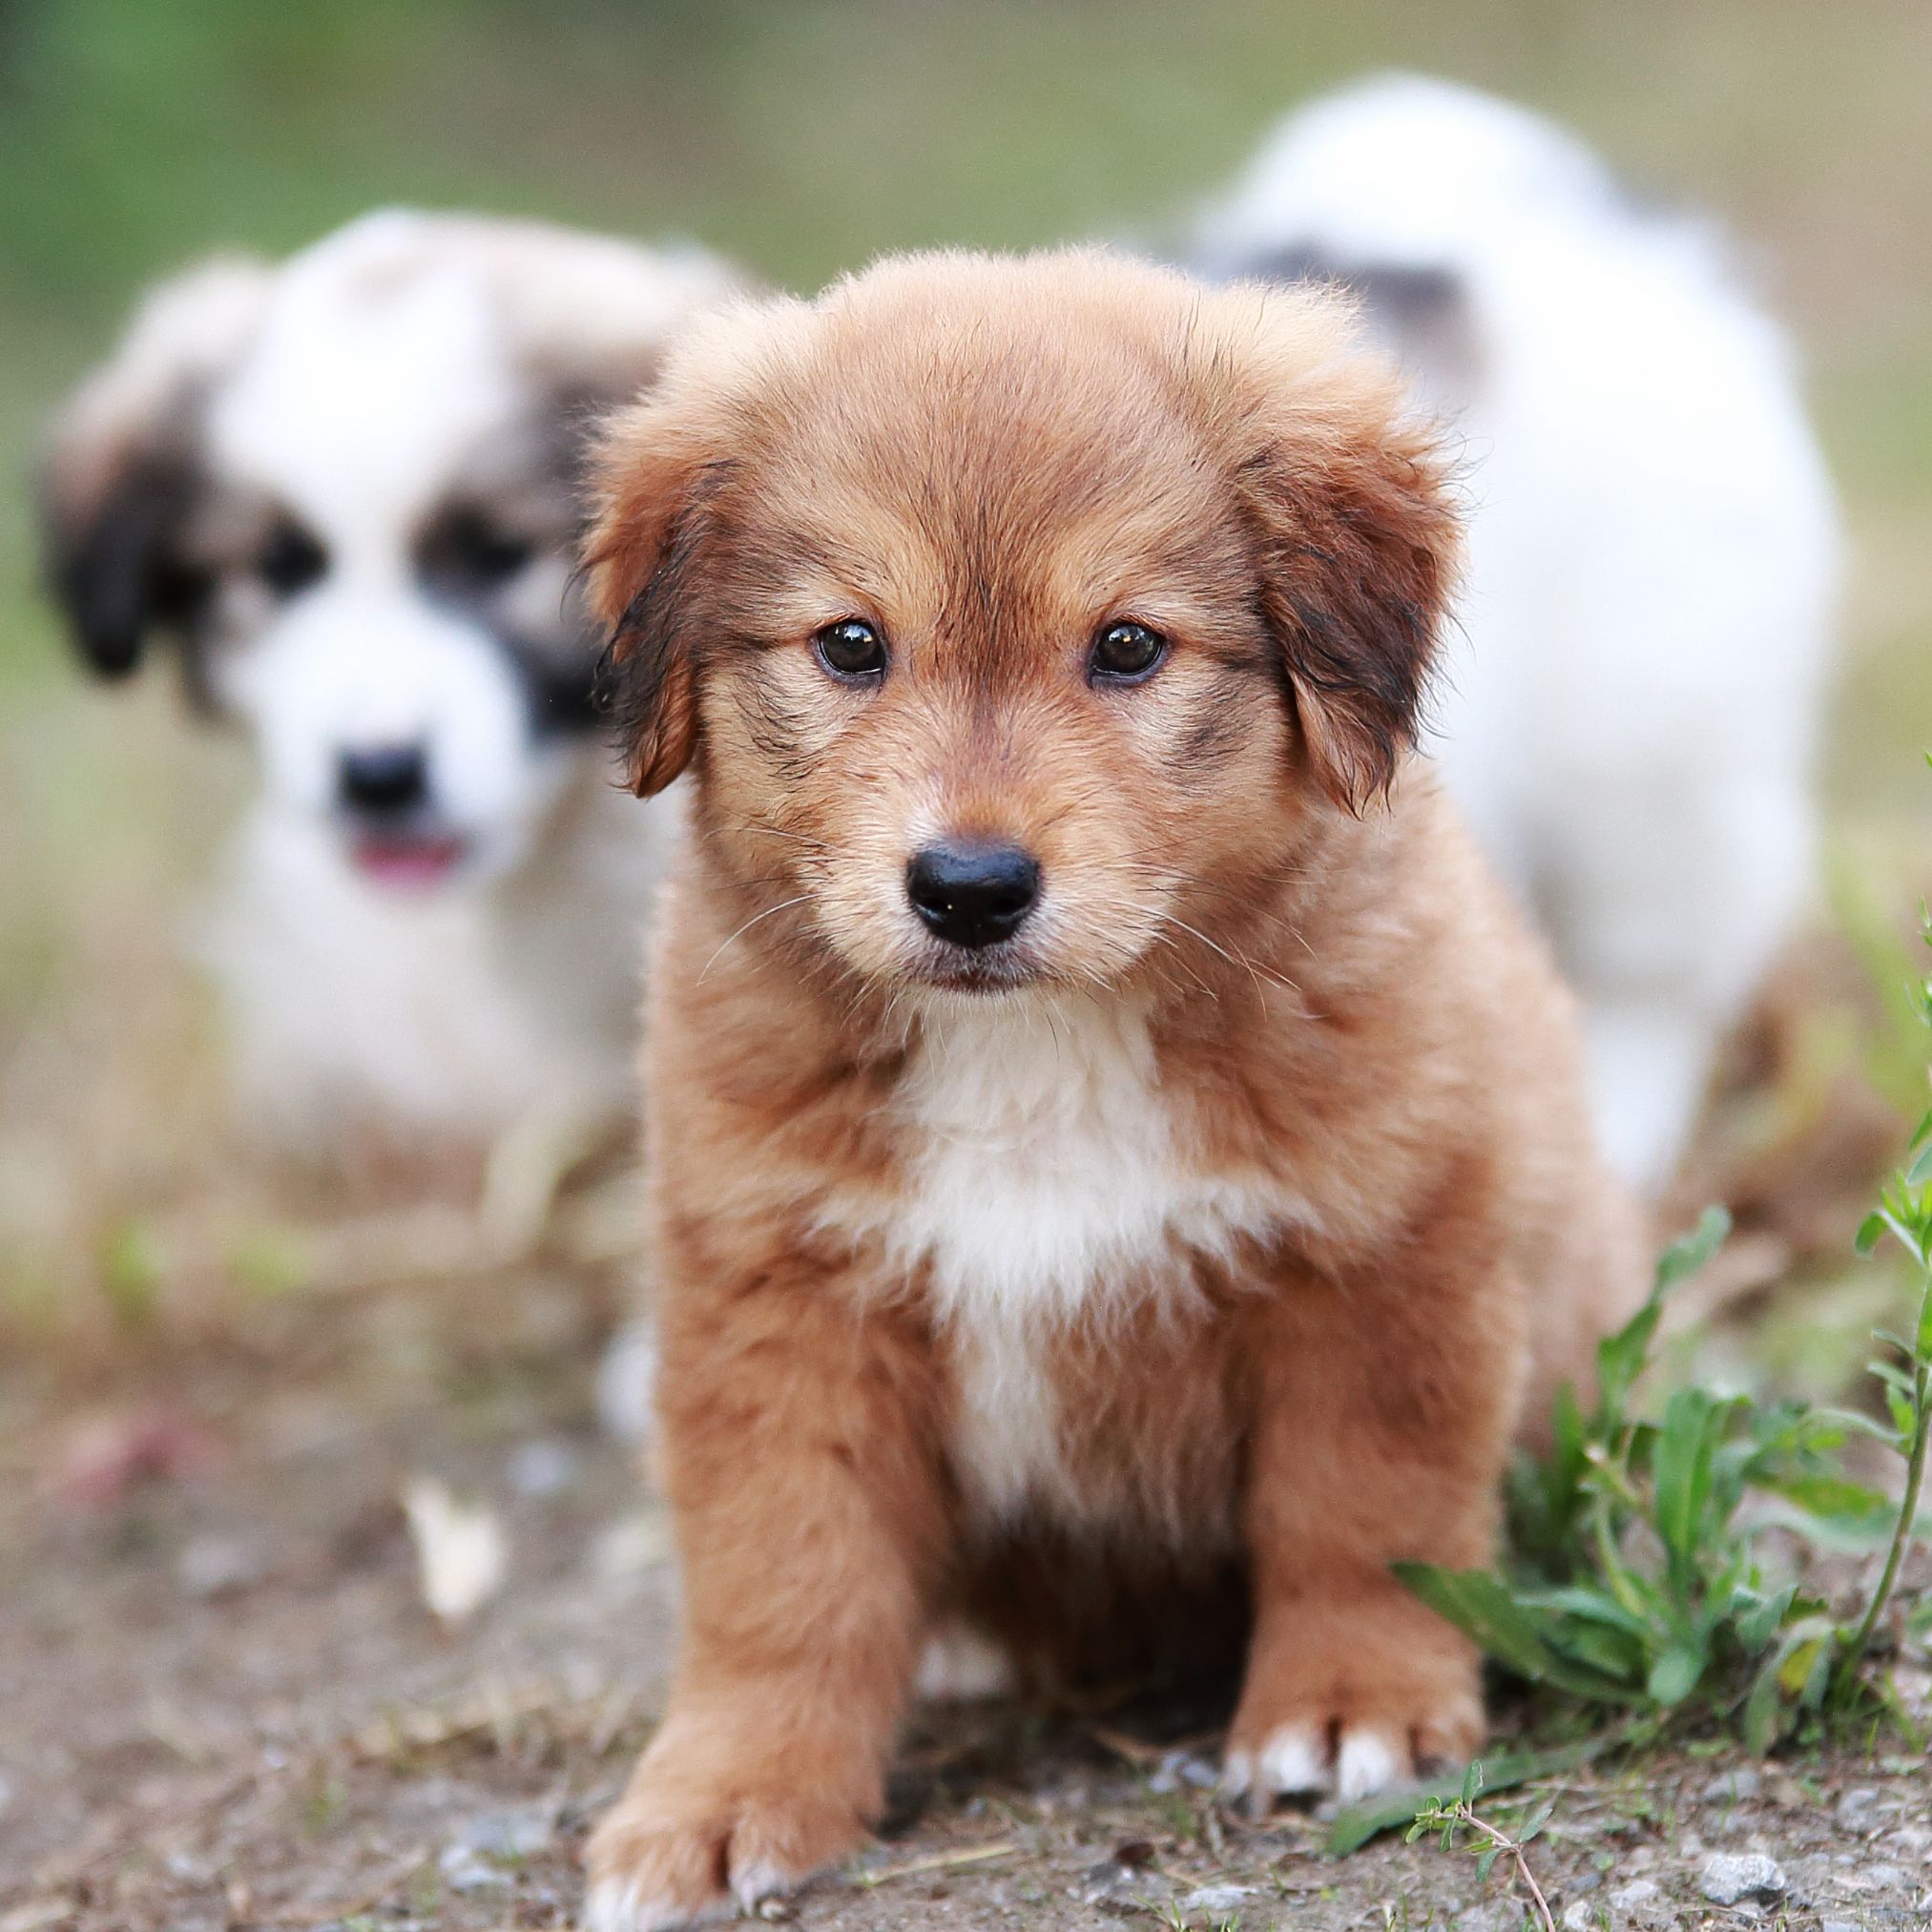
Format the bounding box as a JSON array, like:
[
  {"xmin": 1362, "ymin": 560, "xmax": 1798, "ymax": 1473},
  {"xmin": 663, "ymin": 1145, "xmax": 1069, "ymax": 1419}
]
[
  {"xmin": 41, "ymin": 211, "xmax": 738, "ymax": 1159},
  {"xmin": 1191, "ymin": 76, "xmax": 1840, "ymax": 1192}
]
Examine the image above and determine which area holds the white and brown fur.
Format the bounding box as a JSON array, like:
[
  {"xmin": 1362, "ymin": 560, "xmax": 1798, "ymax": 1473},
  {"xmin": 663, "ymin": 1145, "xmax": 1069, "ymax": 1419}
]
[
  {"xmin": 576, "ymin": 248, "xmax": 1647, "ymax": 1930},
  {"xmin": 38, "ymin": 209, "xmax": 741, "ymax": 1155},
  {"xmin": 1190, "ymin": 76, "xmax": 1840, "ymax": 1195}
]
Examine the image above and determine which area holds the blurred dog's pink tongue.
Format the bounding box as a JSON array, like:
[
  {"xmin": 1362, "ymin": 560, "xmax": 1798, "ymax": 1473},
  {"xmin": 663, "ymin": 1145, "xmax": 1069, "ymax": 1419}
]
[{"xmin": 352, "ymin": 834, "xmax": 465, "ymax": 890}]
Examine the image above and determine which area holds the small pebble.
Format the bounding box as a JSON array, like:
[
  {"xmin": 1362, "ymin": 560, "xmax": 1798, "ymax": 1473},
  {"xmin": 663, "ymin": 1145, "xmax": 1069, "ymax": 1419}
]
[
  {"xmin": 1699, "ymin": 1852, "xmax": 1787, "ymax": 1905},
  {"xmin": 1703, "ymin": 1766, "xmax": 1762, "ymax": 1804},
  {"xmin": 1609, "ymin": 1878, "xmax": 1660, "ymax": 1910},
  {"xmin": 596, "ymin": 1319, "xmax": 660, "ymax": 1445},
  {"xmin": 1179, "ymin": 1882, "xmax": 1257, "ymax": 1920},
  {"xmin": 176, "ymin": 1532, "xmax": 267, "ymax": 1599},
  {"xmin": 1075, "ymin": 1862, "xmax": 1139, "ymax": 1907},
  {"xmin": 438, "ymin": 1844, "xmax": 510, "ymax": 1893},
  {"xmin": 1849, "ymin": 1861, "xmax": 1909, "ymax": 1889},
  {"xmin": 506, "ymin": 1438, "xmax": 578, "ymax": 1498},
  {"xmin": 1560, "ymin": 1900, "xmax": 1596, "ymax": 1931},
  {"xmin": 592, "ymin": 1507, "xmax": 675, "ymax": 1581},
  {"xmin": 461, "ymin": 1807, "xmax": 553, "ymax": 1859},
  {"xmin": 1147, "ymin": 1749, "xmax": 1220, "ymax": 1794},
  {"xmin": 1454, "ymin": 1904, "xmax": 1523, "ymax": 1932},
  {"xmin": 1837, "ymin": 1786, "xmax": 1885, "ymax": 1829}
]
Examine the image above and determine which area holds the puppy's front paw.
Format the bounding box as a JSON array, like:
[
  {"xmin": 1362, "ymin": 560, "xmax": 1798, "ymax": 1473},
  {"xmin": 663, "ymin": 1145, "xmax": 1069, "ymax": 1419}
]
[
  {"xmin": 584, "ymin": 1765, "xmax": 868, "ymax": 1931},
  {"xmin": 1221, "ymin": 1636, "xmax": 1483, "ymax": 1813}
]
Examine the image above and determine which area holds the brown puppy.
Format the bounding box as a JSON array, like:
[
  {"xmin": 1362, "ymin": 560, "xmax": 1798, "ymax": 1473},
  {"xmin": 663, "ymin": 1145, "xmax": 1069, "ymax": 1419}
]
[{"xmin": 579, "ymin": 249, "xmax": 1646, "ymax": 1930}]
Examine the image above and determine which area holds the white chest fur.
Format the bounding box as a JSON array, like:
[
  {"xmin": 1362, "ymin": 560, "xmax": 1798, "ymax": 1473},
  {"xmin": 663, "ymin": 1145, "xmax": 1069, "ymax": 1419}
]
[{"xmin": 875, "ymin": 996, "xmax": 1282, "ymax": 1521}]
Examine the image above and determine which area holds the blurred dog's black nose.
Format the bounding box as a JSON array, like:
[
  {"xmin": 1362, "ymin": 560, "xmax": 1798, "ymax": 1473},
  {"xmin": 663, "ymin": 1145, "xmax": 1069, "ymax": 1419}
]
[
  {"xmin": 906, "ymin": 841, "xmax": 1040, "ymax": 948},
  {"xmin": 338, "ymin": 741, "xmax": 427, "ymax": 816}
]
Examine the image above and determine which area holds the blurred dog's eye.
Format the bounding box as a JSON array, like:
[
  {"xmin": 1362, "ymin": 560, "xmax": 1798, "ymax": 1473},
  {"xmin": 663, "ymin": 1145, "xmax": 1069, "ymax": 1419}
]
[
  {"xmin": 418, "ymin": 507, "xmax": 537, "ymax": 595},
  {"xmin": 814, "ymin": 619, "xmax": 888, "ymax": 682},
  {"xmin": 256, "ymin": 520, "xmax": 328, "ymax": 598},
  {"xmin": 1089, "ymin": 620, "xmax": 1168, "ymax": 684},
  {"xmin": 426, "ymin": 506, "xmax": 536, "ymax": 587}
]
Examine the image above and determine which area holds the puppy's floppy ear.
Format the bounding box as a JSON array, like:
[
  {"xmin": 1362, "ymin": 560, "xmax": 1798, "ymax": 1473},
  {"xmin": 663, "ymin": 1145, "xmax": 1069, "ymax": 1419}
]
[
  {"xmin": 582, "ymin": 404, "xmax": 722, "ymax": 799},
  {"xmin": 38, "ymin": 256, "xmax": 269, "ymax": 683},
  {"xmin": 1222, "ymin": 287, "xmax": 1459, "ymax": 811},
  {"xmin": 583, "ymin": 295, "xmax": 804, "ymax": 799}
]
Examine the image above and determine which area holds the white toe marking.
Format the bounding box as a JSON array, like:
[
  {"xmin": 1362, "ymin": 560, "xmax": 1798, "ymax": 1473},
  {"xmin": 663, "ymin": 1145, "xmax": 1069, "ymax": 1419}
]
[
  {"xmin": 1259, "ymin": 1723, "xmax": 1331, "ymax": 1794},
  {"xmin": 581, "ymin": 1877, "xmax": 639, "ymax": 1932},
  {"xmin": 916, "ymin": 1624, "xmax": 1018, "ymax": 1702},
  {"xmin": 1336, "ymin": 1728, "xmax": 1406, "ymax": 1802},
  {"xmin": 1219, "ymin": 1746, "xmax": 1255, "ymax": 1798},
  {"xmin": 580, "ymin": 1875, "xmax": 733, "ymax": 1932},
  {"xmin": 731, "ymin": 1861, "xmax": 789, "ymax": 1912}
]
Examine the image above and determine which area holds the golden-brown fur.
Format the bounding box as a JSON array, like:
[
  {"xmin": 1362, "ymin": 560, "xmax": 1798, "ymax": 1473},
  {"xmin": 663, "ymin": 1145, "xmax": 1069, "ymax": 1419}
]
[{"xmin": 578, "ymin": 248, "xmax": 1646, "ymax": 1930}]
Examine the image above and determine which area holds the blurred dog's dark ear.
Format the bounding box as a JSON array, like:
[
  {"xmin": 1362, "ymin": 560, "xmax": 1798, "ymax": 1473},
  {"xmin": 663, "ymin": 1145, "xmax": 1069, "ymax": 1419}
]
[
  {"xmin": 1217, "ymin": 286, "xmax": 1459, "ymax": 811},
  {"xmin": 38, "ymin": 257, "xmax": 269, "ymax": 682},
  {"xmin": 42, "ymin": 449, "xmax": 206, "ymax": 680}
]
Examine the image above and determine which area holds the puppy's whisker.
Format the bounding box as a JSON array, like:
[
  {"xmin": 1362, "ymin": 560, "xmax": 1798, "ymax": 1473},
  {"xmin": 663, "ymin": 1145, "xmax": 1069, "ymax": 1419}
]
[
  {"xmin": 738, "ymin": 820, "xmax": 835, "ymax": 854},
  {"xmin": 697, "ymin": 895, "xmax": 813, "ymax": 984},
  {"xmin": 1141, "ymin": 905, "xmax": 1305, "ymax": 1003},
  {"xmin": 1147, "ymin": 929, "xmax": 1219, "ymax": 1001}
]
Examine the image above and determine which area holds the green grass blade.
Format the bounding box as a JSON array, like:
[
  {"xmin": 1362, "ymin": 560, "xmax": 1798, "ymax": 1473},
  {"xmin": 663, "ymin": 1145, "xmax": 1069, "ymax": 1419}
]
[
  {"xmin": 1325, "ymin": 1742, "xmax": 1605, "ymax": 1856},
  {"xmin": 1392, "ymin": 1563, "xmax": 1641, "ymax": 1702}
]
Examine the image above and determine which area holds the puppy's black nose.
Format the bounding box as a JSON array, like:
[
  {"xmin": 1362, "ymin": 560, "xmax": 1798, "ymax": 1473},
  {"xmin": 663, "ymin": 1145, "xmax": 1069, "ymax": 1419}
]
[
  {"xmin": 905, "ymin": 841, "xmax": 1041, "ymax": 949},
  {"xmin": 338, "ymin": 742, "xmax": 427, "ymax": 816}
]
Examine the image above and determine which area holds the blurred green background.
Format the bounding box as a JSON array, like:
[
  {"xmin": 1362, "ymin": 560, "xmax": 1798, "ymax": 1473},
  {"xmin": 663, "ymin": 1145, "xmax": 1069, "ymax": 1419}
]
[{"xmin": 2, "ymin": 0, "xmax": 1930, "ymax": 1338}]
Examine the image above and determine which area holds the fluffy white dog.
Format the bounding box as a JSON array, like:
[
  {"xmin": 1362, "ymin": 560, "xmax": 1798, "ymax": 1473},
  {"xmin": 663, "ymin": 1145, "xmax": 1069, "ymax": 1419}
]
[
  {"xmin": 41, "ymin": 211, "xmax": 738, "ymax": 1160},
  {"xmin": 1191, "ymin": 76, "xmax": 1840, "ymax": 1192}
]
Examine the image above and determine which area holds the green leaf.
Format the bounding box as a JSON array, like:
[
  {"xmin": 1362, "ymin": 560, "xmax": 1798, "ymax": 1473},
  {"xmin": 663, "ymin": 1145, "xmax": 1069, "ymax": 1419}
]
[
  {"xmin": 1743, "ymin": 1646, "xmax": 1791, "ymax": 1752},
  {"xmin": 1652, "ymin": 1387, "xmax": 1733, "ymax": 1590},
  {"xmin": 1808, "ymin": 1404, "xmax": 1896, "ymax": 1443},
  {"xmin": 1735, "ymin": 1582, "xmax": 1798, "ymax": 1651},
  {"xmin": 1594, "ymin": 1298, "xmax": 1663, "ymax": 1426},
  {"xmin": 1743, "ymin": 1616, "xmax": 1840, "ymax": 1751},
  {"xmin": 1656, "ymin": 1206, "xmax": 1731, "ymax": 1291},
  {"xmin": 1761, "ymin": 1474, "xmax": 1896, "ymax": 1540},
  {"xmin": 1526, "ymin": 1586, "xmax": 1654, "ymax": 1636},
  {"xmin": 1907, "ymin": 1140, "xmax": 1932, "ymax": 1189},
  {"xmin": 1857, "ymin": 1213, "xmax": 1888, "ymax": 1256},
  {"xmin": 1778, "ymin": 1632, "xmax": 1828, "ymax": 1695},
  {"xmin": 1877, "ymin": 1210, "xmax": 1928, "ymax": 1267},
  {"xmin": 1647, "ymin": 1642, "xmax": 1707, "ymax": 1706},
  {"xmin": 1559, "ymin": 1621, "xmax": 1650, "ymax": 1680},
  {"xmin": 1392, "ymin": 1564, "xmax": 1640, "ymax": 1701},
  {"xmin": 1888, "ymin": 1387, "xmax": 1917, "ymax": 1438}
]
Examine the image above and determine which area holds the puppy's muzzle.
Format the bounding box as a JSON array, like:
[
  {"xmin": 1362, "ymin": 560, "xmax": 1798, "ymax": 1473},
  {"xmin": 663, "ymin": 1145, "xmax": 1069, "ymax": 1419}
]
[{"xmin": 905, "ymin": 841, "xmax": 1040, "ymax": 949}]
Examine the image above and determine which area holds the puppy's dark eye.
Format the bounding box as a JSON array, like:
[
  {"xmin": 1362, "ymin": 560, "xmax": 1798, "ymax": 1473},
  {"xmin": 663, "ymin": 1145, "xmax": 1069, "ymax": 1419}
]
[
  {"xmin": 1089, "ymin": 620, "xmax": 1168, "ymax": 684},
  {"xmin": 814, "ymin": 619, "xmax": 888, "ymax": 683},
  {"xmin": 256, "ymin": 520, "xmax": 327, "ymax": 598},
  {"xmin": 419, "ymin": 507, "xmax": 536, "ymax": 595}
]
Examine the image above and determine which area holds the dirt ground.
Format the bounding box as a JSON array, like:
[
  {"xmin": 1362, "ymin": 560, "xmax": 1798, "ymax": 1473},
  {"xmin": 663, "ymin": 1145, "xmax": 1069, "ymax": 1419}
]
[{"xmin": 3, "ymin": 1191, "xmax": 1929, "ymax": 1932}]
